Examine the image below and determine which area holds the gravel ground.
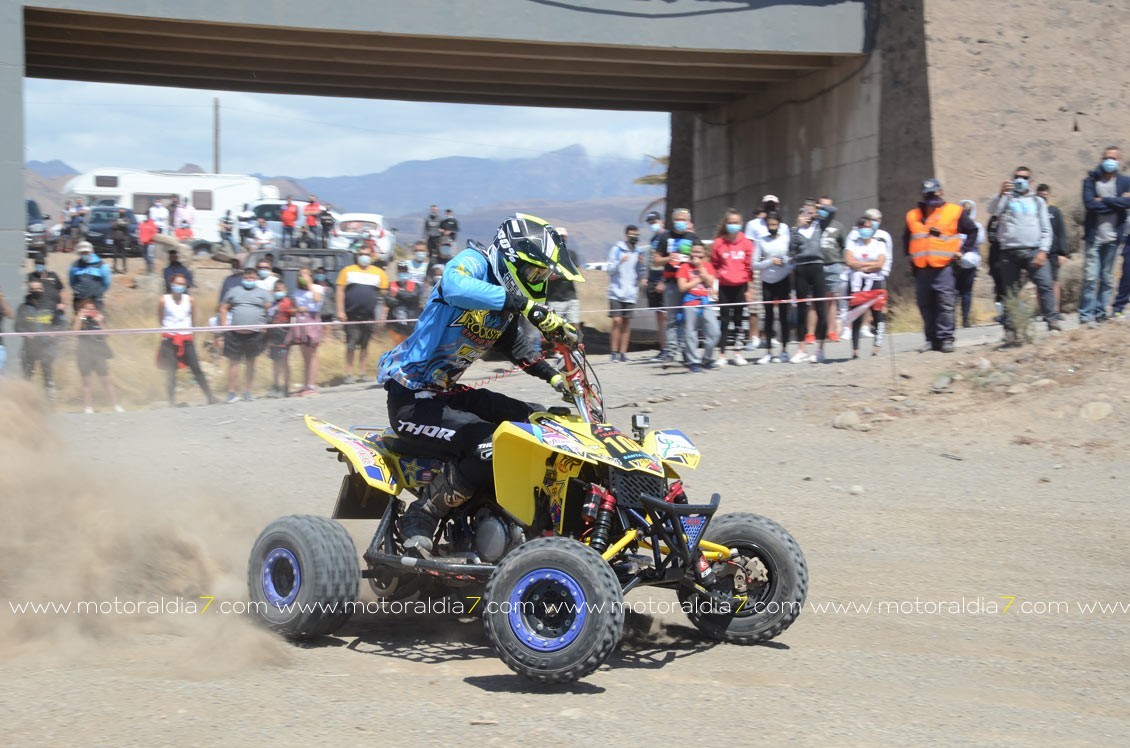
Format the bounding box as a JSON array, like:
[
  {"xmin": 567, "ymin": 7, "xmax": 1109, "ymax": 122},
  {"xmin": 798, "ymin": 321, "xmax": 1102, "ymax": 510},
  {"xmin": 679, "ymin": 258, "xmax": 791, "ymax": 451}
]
[{"xmin": 2, "ymin": 321, "xmax": 1129, "ymax": 746}]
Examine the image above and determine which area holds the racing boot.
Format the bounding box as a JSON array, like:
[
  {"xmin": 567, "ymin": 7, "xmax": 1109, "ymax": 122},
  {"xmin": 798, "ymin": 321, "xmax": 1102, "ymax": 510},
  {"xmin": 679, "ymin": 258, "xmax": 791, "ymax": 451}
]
[{"xmin": 397, "ymin": 466, "xmax": 474, "ymax": 555}]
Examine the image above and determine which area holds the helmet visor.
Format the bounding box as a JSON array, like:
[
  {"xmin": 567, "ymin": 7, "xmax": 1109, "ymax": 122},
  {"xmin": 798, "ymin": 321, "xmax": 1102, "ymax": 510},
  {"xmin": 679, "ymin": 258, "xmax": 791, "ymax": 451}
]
[{"xmin": 519, "ymin": 262, "xmax": 552, "ymax": 285}]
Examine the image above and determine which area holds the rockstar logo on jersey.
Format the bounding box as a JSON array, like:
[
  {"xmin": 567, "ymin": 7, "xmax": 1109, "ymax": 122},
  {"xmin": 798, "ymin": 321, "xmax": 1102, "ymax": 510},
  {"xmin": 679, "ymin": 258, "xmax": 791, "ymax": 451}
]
[{"xmin": 451, "ymin": 309, "xmax": 506, "ymax": 345}]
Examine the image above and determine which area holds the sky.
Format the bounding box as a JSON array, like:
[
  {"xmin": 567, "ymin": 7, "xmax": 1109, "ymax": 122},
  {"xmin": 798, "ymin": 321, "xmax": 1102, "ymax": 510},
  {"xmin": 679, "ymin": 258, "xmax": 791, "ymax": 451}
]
[{"xmin": 24, "ymin": 79, "xmax": 671, "ymax": 178}]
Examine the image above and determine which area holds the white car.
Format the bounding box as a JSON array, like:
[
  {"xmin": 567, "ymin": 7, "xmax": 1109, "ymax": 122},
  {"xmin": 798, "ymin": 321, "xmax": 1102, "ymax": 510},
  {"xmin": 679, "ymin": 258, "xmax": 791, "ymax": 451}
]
[
  {"xmin": 328, "ymin": 212, "xmax": 395, "ymax": 262},
  {"xmin": 249, "ymin": 199, "xmax": 342, "ymax": 244}
]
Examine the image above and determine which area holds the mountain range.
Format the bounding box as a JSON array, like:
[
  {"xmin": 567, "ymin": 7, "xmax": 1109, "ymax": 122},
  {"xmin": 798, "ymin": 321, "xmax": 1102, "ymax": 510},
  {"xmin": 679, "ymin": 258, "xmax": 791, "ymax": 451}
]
[{"xmin": 25, "ymin": 145, "xmax": 664, "ymax": 264}]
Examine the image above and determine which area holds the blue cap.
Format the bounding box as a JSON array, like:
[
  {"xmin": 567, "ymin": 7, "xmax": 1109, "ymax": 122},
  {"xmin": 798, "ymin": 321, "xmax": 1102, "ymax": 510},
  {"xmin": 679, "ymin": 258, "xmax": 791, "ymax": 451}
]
[{"xmin": 921, "ymin": 178, "xmax": 942, "ymax": 194}]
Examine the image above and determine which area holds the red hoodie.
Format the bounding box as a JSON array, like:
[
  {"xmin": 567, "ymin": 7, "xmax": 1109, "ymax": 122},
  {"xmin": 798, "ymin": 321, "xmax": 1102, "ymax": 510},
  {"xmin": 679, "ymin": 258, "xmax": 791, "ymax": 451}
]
[{"xmin": 710, "ymin": 233, "xmax": 754, "ymax": 286}]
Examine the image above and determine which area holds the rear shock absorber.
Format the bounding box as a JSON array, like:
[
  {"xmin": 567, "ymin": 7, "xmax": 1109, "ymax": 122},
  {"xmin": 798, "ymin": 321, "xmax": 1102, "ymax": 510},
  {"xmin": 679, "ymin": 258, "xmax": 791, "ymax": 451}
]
[{"xmin": 588, "ymin": 485, "xmax": 618, "ymax": 553}]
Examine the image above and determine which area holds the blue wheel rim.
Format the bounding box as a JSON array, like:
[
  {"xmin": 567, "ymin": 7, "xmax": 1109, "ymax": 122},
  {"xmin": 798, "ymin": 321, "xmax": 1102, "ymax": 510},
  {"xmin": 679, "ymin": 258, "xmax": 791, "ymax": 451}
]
[
  {"xmin": 261, "ymin": 548, "xmax": 301, "ymax": 607},
  {"xmin": 507, "ymin": 568, "xmax": 587, "ymax": 652}
]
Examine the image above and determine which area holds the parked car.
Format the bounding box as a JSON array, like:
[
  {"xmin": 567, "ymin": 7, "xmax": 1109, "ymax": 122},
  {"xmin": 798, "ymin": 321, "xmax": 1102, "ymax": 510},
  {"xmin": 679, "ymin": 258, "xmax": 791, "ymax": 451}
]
[
  {"xmin": 240, "ymin": 247, "xmax": 356, "ymax": 295},
  {"xmin": 84, "ymin": 205, "xmax": 140, "ymax": 256},
  {"xmin": 25, "ymin": 199, "xmax": 48, "ymax": 256},
  {"xmin": 327, "ymin": 212, "xmax": 395, "ymax": 262}
]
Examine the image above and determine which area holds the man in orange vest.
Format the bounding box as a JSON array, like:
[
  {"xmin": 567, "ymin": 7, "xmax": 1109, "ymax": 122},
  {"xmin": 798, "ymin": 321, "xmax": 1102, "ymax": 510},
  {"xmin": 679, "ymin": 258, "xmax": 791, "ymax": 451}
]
[{"xmin": 903, "ymin": 178, "xmax": 979, "ymax": 352}]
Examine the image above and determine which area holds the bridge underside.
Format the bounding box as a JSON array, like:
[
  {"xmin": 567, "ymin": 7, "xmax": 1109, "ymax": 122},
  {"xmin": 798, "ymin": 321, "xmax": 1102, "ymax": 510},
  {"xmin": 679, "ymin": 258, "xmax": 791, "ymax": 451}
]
[{"xmin": 24, "ymin": 8, "xmax": 851, "ymax": 112}]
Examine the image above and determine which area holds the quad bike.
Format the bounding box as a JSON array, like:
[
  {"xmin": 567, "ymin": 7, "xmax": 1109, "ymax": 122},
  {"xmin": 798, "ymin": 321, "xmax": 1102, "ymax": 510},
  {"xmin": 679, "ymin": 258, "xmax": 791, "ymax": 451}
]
[{"xmin": 248, "ymin": 339, "xmax": 808, "ymax": 683}]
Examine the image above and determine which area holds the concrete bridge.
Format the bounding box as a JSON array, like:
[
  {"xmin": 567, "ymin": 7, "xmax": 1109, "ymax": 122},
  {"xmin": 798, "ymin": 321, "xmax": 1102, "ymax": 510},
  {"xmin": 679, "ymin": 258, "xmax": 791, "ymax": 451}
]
[{"xmin": 3, "ymin": 0, "xmax": 933, "ymax": 333}]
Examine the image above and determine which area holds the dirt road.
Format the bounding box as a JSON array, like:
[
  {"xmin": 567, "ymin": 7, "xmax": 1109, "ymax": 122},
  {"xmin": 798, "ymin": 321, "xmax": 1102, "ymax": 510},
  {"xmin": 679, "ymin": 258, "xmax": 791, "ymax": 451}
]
[{"xmin": 2, "ymin": 323, "xmax": 1129, "ymax": 746}]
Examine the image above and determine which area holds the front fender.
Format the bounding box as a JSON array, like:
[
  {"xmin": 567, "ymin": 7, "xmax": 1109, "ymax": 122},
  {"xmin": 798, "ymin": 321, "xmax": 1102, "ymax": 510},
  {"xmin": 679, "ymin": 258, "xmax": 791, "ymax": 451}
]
[
  {"xmin": 305, "ymin": 415, "xmax": 400, "ymax": 494},
  {"xmin": 641, "ymin": 429, "xmax": 701, "ymax": 475}
]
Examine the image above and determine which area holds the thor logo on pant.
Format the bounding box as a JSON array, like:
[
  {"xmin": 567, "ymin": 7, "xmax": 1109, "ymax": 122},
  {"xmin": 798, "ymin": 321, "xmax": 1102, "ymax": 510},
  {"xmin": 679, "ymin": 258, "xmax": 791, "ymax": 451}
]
[{"xmin": 398, "ymin": 421, "xmax": 456, "ymax": 441}]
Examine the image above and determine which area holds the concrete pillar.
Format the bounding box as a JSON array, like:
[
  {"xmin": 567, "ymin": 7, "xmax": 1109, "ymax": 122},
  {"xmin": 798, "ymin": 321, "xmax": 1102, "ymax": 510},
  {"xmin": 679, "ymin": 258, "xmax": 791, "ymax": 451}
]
[
  {"xmin": 0, "ymin": 3, "xmax": 25, "ymax": 369},
  {"xmin": 666, "ymin": 111, "xmax": 695, "ymax": 224}
]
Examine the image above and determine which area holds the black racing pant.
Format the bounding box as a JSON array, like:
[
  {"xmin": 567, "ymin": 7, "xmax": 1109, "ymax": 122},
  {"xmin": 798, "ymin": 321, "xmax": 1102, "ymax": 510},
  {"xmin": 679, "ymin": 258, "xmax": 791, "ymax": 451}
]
[
  {"xmin": 762, "ymin": 276, "xmax": 792, "ymax": 346},
  {"xmin": 716, "ymin": 284, "xmax": 747, "ymax": 351},
  {"xmin": 793, "ymin": 262, "xmax": 827, "ymax": 341},
  {"xmin": 386, "ymin": 381, "xmax": 541, "ymax": 495}
]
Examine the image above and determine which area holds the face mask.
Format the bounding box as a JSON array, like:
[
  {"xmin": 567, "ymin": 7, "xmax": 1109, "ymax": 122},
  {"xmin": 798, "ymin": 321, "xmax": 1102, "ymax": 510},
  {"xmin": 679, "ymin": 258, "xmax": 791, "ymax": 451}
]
[
  {"xmin": 673, "ymin": 220, "xmax": 688, "ymax": 232},
  {"xmin": 28, "ymin": 291, "xmax": 42, "ymax": 301},
  {"xmin": 816, "ymin": 208, "xmax": 830, "ymax": 220},
  {"xmin": 871, "ymin": 221, "xmax": 881, "ymax": 231},
  {"xmin": 1013, "ymin": 177, "xmax": 1029, "ymax": 193},
  {"xmin": 84, "ymin": 255, "xmax": 98, "ymax": 264},
  {"xmin": 626, "ymin": 236, "xmax": 639, "ymax": 247},
  {"xmin": 414, "ymin": 252, "xmax": 426, "ymax": 262},
  {"xmin": 297, "ymin": 278, "xmax": 309, "ymax": 289},
  {"xmin": 273, "ymin": 291, "xmax": 286, "ymax": 300},
  {"xmin": 357, "ymin": 255, "xmax": 372, "ymax": 267},
  {"xmin": 396, "ymin": 273, "xmax": 408, "ymax": 283},
  {"xmin": 1101, "ymin": 158, "xmax": 1119, "ymax": 173},
  {"xmin": 35, "ymin": 264, "xmax": 44, "ymax": 273},
  {"xmin": 257, "ymin": 269, "xmax": 270, "ymax": 279},
  {"xmin": 649, "ymin": 223, "xmax": 662, "ymax": 233},
  {"xmin": 858, "ymin": 227, "xmax": 875, "ymax": 240},
  {"xmin": 314, "ymin": 273, "xmax": 326, "ymax": 282},
  {"xmin": 242, "ymin": 279, "xmax": 257, "ymax": 290},
  {"xmin": 924, "ymin": 195, "xmax": 945, "ymax": 207},
  {"xmin": 170, "ymin": 284, "xmax": 187, "ymax": 294},
  {"xmin": 767, "ymin": 228, "xmax": 779, "ymax": 238},
  {"xmin": 725, "ymin": 223, "xmax": 742, "ymax": 234}
]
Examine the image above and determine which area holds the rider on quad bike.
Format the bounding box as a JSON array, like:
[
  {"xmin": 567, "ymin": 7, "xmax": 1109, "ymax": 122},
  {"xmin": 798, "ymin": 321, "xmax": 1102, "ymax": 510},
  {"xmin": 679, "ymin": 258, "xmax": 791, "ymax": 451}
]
[{"xmin": 376, "ymin": 213, "xmax": 583, "ymax": 554}]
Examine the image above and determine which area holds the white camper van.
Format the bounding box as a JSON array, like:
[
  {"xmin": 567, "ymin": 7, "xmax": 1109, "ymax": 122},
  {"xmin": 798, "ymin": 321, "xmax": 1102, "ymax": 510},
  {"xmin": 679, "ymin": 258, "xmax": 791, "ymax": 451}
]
[{"xmin": 63, "ymin": 168, "xmax": 279, "ymax": 244}]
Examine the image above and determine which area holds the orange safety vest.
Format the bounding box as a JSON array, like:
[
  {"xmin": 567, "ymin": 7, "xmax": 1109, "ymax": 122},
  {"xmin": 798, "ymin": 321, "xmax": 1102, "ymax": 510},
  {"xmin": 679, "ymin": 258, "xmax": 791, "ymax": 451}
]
[{"xmin": 906, "ymin": 202, "xmax": 963, "ymax": 268}]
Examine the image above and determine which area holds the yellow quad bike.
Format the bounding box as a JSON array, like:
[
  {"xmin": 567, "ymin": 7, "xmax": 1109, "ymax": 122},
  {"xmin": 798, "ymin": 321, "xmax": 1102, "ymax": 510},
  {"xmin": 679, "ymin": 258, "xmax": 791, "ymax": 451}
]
[{"xmin": 247, "ymin": 341, "xmax": 808, "ymax": 683}]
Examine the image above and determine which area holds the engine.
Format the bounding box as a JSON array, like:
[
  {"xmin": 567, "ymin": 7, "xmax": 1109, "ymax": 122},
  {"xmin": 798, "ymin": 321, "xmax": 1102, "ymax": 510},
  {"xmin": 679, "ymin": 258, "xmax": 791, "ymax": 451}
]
[{"xmin": 472, "ymin": 507, "xmax": 524, "ymax": 563}]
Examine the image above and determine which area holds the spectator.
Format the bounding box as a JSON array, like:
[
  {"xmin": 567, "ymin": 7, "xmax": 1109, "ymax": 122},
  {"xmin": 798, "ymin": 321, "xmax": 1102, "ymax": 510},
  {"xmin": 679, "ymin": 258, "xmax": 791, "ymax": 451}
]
[
  {"xmin": 217, "ymin": 257, "xmax": 244, "ymax": 307},
  {"xmin": 319, "ymin": 205, "xmax": 336, "ymax": 249},
  {"xmin": 904, "ymin": 178, "xmax": 977, "ymax": 352},
  {"xmin": 788, "ymin": 204, "xmax": 826, "ymax": 363},
  {"xmin": 335, "ymin": 245, "xmax": 387, "ymax": 384},
  {"xmin": 266, "ymin": 280, "xmax": 295, "ymax": 398},
  {"xmin": 650, "ymin": 208, "xmax": 699, "ymax": 363},
  {"xmin": 844, "ymin": 217, "xmax": 888, "ymax": 359},
  {"xmin": 423, "ymin": 204, "xmax": 443, "ymax": 264},
  {"xmin": 252, "ymin": 257, "xmax": 279, "ymax": 292},
  {"xmin": 280, "ymin": 198, "xmax": 299, "ymax": 248},
  {"xmin": 845, "ymin": 208, "xmax": 895, "ymax": 339},
  {"xmin": 710, "ymin": 208, "xmax": 754, "ymax": 366},
  {"xmin": 753, "ymin": 211, "xmax": 793, "ymax": 363},
  {"xmin": 28, "ymin": 253, "xmax": 66, "ymax": 312},
  {"xmin": 676, "ymin": 241, "xmax": 720, "ymax": 372},
  {"xmin": 816, "ymin": 196, "xmax": 848, "ymax": 344},
  {"xmin": 263, "ymin": 251, "xmax": 283, "ymax": 277},
  {"xmin": 67, "ymin": 198, "xmax": 89, "ymax": 249},
  {"xmin": 988, "ymin": 166, "xmax": 1062, "ymax": 343},
  {"xmin": 1037, "ymin": 183, "xmax": 1070, "ymax": 312},
  {"xmin": 314, "ymin": 265, "xmax": 336, "ymax": 323},
  {"xmin": 138, "ymin": 216, "xmax": 158, "ymax": 274},
  {"xmin": 237, "ymin": 203, "xmax": 256, "ymax": 247},
  {"xmin": 173, "ymin": 197, "xmax": 195, "ymax": 230},
  {"xmin": 288, "ymin": 267, "xmax": 324, "ymax": 396},
  {"xmin": 607, "ymin": 224, "xmax": 644, "ymax": 362},
  {"xmin": 248, "ymin": 217, "xmax": 275, "ymax": 251},
  {"xmin": 1081, "ymin": 147, "xmax": 1130, "ymax": 324},
  {"xmin": 58, "ymin": 199, "xmax": 73, "ymax": 252},
  {"xmin": 174, "ymin": 221, "xmax": 193, "ymax": 242},
  {"xmin": 955, "ymin": 199, "xmax": 986, "ymax": 328},
  {"xmin": 163, "ymin": 249, "xmax": 194, "ymax": 294},
  {"xmin": 303, "ymin": 195, "xmax": 323, "ymax": 246},
  {"xmin": 643, "ymin": 210, "xmax": 667, "ymax": 356},
  {"xmin": 428, "ymin": 262, "xmax": 445, "ymax": 291},
  {"xmin": 147, "ymin": 199, "xmax": 169, "ymax": 235},
  {"xmin": 218, "ymin": 210, "xmax": 236, "ymax": 251},
  {"xmin": 986, "ymin": 213, "xmax": 1005, "ymax": 315},
  {"xmin": 407, "ymin": 241, "xmax": 430, "ymax": 283},
  {"xmin": 68, "ymin": 241, "xmax": 111, "ymax": 311},
  {"xmin": 744, "ymin": 195, "xmax": 791, "ymax": 243},
  {"xmin": 219, "ymin": 266, "xmax": 271, "ymax": 403},
  {"xmin": 110, "ymin": 208, "xmax": 131, "ymax": 274},
  {"xmin": 385, "ymin": 261, "xmax": 425, "ymax": 343},
  {"xmin": 71, "ymin": 297, "xmax": 122, "ymax": 413},
  {"xmin": 159, "ymin": 273, "xmax": 217, "ymax": 406},
  {"xmin": 440, "ymin": 208, "xmax": 460, "ymax": 246},
  {"xmin": 14, "ymin": 279, "xmax": 59, "ymax": 397},
  {"xmin": 545, "ymin": 226, "xmax": 582, "ymax": 330},
  {"xmin": 0, "ymin": 286, "xmax": 11, "ymax": 372}
]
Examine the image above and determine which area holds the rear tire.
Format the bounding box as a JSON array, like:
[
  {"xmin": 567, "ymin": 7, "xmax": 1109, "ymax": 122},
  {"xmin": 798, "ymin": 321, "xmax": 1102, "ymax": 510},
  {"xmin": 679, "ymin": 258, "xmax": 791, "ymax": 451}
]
[
  {"xmin": 483, "ymin": 536, "xmax": 623, "ymax": 683},
  {"xmin": 247, "ymin": 514, "xmax": 359, "ymax": 639},
  {"xmin": 678, "ymin": 512, "xmax": 807, "ymax": 644}
]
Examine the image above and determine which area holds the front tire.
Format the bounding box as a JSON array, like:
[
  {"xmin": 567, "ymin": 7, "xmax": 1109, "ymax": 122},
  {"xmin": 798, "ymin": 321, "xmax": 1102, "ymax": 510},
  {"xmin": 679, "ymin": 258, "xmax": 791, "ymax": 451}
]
[
  {"xmin": 678, "ymin": 512, "xmax": 808, "ymax": 644},
  {"xmin": 247, "ymin": 514, "xmax": 359, "ymax": 639},
  {"xmin": 483, "ymin": 536, "xmax": 624, "ymax": 683}
]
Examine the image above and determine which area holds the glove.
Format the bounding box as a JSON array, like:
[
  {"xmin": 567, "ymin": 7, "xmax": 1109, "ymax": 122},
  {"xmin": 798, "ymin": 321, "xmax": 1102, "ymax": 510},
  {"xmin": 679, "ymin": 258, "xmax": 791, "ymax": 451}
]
[
  {"xmin": 549, "ymin": 373, "xmax": 574, "ymax": 397},
  {"xmin": 524, "ymin": 301, "xmax": 579, "ymax": 346}
]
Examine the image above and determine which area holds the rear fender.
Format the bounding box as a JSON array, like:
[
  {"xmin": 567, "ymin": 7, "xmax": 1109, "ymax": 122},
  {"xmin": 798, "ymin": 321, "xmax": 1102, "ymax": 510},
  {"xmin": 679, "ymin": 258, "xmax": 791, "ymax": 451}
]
[
  {"xmin": 305, "ymin": 415, "xmax": 401, "ymax": 494},
  {"xmin": 493, "ymin": 421, "xmax": 591, "ymax": 527}
]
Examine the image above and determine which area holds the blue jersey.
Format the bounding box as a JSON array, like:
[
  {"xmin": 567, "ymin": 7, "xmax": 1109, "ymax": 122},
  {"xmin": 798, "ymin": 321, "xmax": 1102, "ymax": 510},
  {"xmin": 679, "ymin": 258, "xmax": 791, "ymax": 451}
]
[{"xmin": 377, "ymin": 246, "xmax": 553, "ymax": 391}]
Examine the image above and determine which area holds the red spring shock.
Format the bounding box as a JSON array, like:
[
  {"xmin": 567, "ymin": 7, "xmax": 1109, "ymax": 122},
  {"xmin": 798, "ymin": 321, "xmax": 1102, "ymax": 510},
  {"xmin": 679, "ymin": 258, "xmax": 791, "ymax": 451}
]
[{"xmin": 589, "ymin": 486, "xmax": 618, "ymax": 553}]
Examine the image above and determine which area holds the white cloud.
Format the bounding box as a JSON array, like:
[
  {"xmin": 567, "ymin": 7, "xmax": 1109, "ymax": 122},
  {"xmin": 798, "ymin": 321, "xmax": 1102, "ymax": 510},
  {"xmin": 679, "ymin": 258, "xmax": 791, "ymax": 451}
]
[{"xmin": 24, "ymin": 79, "xmax": 670, "ymax": 177}]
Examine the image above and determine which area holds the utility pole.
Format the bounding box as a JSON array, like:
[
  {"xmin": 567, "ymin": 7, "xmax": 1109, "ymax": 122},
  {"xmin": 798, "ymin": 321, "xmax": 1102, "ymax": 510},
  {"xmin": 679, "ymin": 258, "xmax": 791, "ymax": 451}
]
[{"xmin": 213, "ymin": 97, "xmax": 220, "ymax": 173}]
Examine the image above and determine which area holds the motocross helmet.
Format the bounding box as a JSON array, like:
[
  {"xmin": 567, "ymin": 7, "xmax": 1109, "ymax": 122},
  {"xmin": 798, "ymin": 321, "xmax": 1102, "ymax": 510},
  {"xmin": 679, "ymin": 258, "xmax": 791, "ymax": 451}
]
[{"xmin": 487, "ymin": 213, "xmax": 583, "ymax": 301}]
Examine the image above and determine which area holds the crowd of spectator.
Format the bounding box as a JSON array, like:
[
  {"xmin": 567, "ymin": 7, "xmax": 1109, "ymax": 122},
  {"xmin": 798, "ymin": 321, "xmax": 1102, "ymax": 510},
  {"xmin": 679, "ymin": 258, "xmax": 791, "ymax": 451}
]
[{"xmin": 5, "ymin": 146, "xmax": 1130, "ymax": 405}]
